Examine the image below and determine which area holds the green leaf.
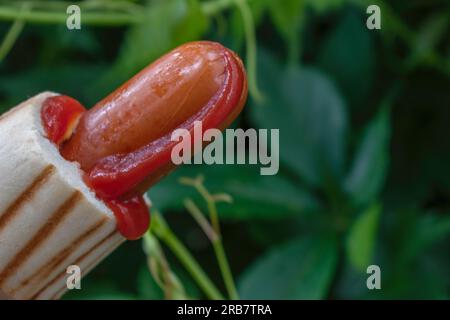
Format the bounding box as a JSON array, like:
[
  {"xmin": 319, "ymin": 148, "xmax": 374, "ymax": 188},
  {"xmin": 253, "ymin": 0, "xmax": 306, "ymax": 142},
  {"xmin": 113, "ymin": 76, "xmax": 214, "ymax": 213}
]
[
  {"xmin": 396, "ymin": 211, "xmax": 450, "ymax": 264},
  {"xmin": 229, "ymin": 0, "xmax": 271, "ymax": 49},
  {"xmin": 269, "ymin": 0, "xmax": 304, "ymax": 34},
  {"xmin": 112, "ymin": 1, "xmax": 184, "ymax": 73},
  {"xmin": 305, "ymin": 0, "xmax": 345, "ymax": 13},
  {"xmin": 268, "ymin": 0, "xmax": 304, "ymax": 60},
  {"xmin": 251, "ymin": 54, "xmax": 348, "ymax": 188},
  {"xmin": 318, "ymin": 10, "xmax": 376, "ymax": 108},
  {"xmin": 280, "ymin": 67, "xmax": 348, "ymax": 183},
  {"xmin": 148, "ymin": 164, "xmax": 320, "ymax": 219},
  {"xmin": 137, "ymin": 266, "xmax": 164, "ymax": 300},
  {"xmin": 344, "ymin": 107, "xmax": 390, "ymax": 205},
  {"xmin": 375, "ymin": 209, "xmax": 450, "ymax": 299},
  {"xmin": 63, "ymin": 281, "xmax": 136, "ymax": 300},
  {"xmin": 96, "ymin": 0, "xmax": 208, "ymax": 94},
  {"xmin": 346, "ymin": 203, "xmax": 381, "ymax": 271},
  {"xmin": 333, "ymin": 260, "xmax": 375, "ymax": 299},
  {"xmin": 173, "ymin": 0, "xmax": 209, "ymax": 44},
  {"xmin": 0, "ymin": 64, "xmax": 107, "ymax": 111},
  {"xmin": 50, "ymin": 25, "xmax": 100, "ymax": 56},
  {"xmin": 412, "ymin": 214, "xmax": 450, "ymax": 256},
  {"xmin": 238, "ymin": 234, "xmax": 338, "ymax": 299},
  {"xmin": 407, "ymin": 13, "xmax": 448, "ymax": 69}
]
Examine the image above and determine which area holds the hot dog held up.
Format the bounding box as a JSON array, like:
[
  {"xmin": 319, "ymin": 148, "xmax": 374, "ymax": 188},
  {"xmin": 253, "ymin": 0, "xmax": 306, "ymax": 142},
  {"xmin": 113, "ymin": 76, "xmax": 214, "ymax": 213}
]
[{"xmin": 0, "ymin": 41, "xmax": 269, "ymax": 299}]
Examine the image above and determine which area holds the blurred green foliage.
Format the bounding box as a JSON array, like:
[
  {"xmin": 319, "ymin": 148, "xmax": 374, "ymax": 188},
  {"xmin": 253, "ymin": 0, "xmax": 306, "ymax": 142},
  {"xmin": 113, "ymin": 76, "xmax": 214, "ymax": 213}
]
[{"xmin": 1, "ymin": 0, "xmax": 449, "ymax": 299}]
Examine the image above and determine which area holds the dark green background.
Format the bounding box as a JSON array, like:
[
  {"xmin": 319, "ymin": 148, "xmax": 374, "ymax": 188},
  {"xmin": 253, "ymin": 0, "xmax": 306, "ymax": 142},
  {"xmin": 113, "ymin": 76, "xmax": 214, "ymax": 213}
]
[{"xmin": 0, "ymin": 0, "xmax": 449, "ymax": 299}]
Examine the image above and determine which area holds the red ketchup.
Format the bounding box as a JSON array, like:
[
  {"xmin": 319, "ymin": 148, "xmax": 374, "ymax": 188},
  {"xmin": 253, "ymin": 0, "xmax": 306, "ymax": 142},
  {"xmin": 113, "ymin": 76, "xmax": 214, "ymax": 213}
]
[
  {"xmin": 40, "ymin": 96, "xmax": 85, "ymax": 146},
  {"xmin": 41, "ymin": 96, "xmax": 150, "ymax": 240},
  {"xmin": 40, "ymin": 41, "xmax": 248, "ymax": 240}
]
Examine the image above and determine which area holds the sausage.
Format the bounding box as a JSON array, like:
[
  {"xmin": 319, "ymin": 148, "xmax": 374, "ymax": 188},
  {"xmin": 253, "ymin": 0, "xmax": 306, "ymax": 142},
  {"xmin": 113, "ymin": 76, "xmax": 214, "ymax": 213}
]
[
  {"xmin": 39, "ymin": 41, "xmax": 247, "ymax": 239},
  {"xmin": 61, "ymin": 41, "xmax": 247, "ymax": 199}
]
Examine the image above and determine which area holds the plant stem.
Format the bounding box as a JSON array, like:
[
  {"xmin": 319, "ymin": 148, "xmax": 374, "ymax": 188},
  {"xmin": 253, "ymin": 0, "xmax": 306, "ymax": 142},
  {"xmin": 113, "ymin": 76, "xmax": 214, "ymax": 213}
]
[
  {"xmin": 0, "ymin": 11, "xmax": 25, "ymax": 62},
  {"xmin": 212, "ymin": 239, "xmax": 239, "ymax": 299},
  {"xmin": 206, "ymin": 200, "xmax": 239, "ymax": 300},
  {"xmin": 202, "ymin": 0, "xmax": 235, "ymax": 16},
  {"xmin": 0, "ymin": 0, "xmax": 239, "ymax": 25},
  {"xmin": 180, "ymin": 178, "xmax": 240, "ymax": 300},
  {"xmin": 184, "ymin": 197, "xmax": 239, "ymax": 299},
  {"xmin": 184, "ymin": 199, "xmax": 218, "ymax": 242},
  {"xmin": 234, "ymin": 0, "xmax": 264, "ymax": 103},
  {"xmin": 0, "ymin": 6, "xmax": 142, "ymax": 25},
  {"xmin": 195, "ymin": 182, "xmax": 222, "ymax": 234},
  {"xmin": 152, "ymin": 213, "xmax": 225, "ymax": 300}
]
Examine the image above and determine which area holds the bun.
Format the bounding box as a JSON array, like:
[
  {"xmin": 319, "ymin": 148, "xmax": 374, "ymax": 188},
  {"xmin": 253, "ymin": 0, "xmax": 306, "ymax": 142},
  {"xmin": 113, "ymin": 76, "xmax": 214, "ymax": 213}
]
[{"xmin": 0, "ymin": 93, "xmax": 124, "ymax": 299}]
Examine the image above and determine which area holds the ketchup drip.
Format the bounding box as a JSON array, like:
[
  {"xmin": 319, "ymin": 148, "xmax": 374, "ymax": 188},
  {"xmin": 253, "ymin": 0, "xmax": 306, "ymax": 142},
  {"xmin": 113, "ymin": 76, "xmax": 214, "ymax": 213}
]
[
  {"xmin": 41, "ymin": 96, "xmax": 150, "ymax": 240},
  {"xmin": 106, "ymin": 195, "xmax": 150, "ymax": 240}
]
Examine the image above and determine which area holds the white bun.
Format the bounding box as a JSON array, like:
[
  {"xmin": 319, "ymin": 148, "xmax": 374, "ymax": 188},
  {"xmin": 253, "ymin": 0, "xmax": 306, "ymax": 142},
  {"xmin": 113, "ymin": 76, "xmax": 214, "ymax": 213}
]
[{"xmin": 0, "ymin": 93, "xmax": 125, "ymax": 299}]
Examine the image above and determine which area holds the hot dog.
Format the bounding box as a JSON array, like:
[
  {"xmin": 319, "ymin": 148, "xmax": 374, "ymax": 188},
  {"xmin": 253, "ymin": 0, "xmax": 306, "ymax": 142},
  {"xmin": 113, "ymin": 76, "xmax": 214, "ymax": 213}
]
[{"xmin": 0, "ymin": 41, "xmax": 247, "ymax": 299}]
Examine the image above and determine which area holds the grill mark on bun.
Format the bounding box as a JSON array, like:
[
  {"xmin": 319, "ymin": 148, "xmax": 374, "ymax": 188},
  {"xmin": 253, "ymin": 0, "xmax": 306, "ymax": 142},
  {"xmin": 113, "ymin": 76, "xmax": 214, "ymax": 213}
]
[
  {"xmin": 0, "ymin": 191, "xmax": 82, "ymax": 287},
  {"xmin": 0, "ymin": 165, "xmax": 55, "ymax": 232},
  {"xmin": 29, "ymin": 230, "xmax": 119, "ymax": 300},
  {"xmin": 82, "ymin": 236, "xmax": 123, "ymax": 276},
  {"xmin": 49, "ymin": 237, "xmax": 123, "ymax": 300},
  {"xmin": 12, "ymin": 217, "xmax": 108, "ymax": 295}
]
